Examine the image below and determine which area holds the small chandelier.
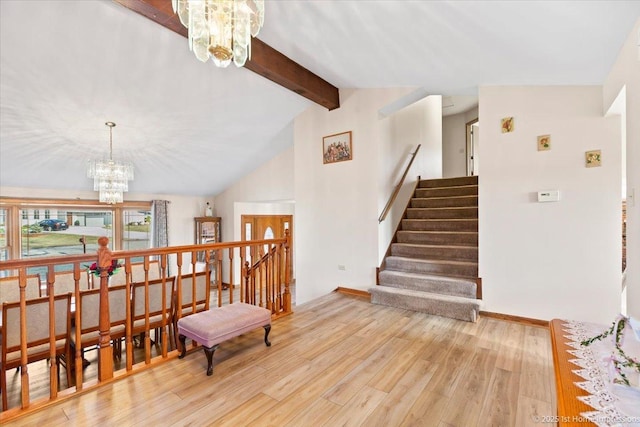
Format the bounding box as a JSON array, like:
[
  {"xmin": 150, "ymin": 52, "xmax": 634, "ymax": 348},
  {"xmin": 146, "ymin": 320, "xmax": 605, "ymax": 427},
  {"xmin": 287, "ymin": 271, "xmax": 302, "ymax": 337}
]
[
  {"xmin": 172, "ymin": 0, "xmax": 265, "ymax": 67},
  {"xmin": 87, "ymin": 122, "xmax": 134, "ymax": 204}
]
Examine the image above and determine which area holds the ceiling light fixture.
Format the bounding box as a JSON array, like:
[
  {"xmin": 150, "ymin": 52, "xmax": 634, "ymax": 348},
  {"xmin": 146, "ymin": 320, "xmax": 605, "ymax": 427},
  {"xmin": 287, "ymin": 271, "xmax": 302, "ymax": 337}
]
[
  {"xmin": 172, "ymin": 0, "xmax": 265, "ymax": 67},
  {"xmin": 87, "ymin": 122, "xmax": 134, "ymax": 204}
]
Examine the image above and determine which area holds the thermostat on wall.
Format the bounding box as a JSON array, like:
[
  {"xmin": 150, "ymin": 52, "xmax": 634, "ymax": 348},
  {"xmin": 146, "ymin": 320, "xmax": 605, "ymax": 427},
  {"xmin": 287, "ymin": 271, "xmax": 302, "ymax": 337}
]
[{"xmin": 538, "ymin": 190, "xmax": 560, "ymax": 202}]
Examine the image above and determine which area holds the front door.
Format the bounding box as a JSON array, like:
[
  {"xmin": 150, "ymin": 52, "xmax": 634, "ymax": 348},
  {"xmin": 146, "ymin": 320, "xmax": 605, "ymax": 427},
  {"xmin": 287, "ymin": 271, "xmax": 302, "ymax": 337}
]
[{"xmin": 241, "ymin": 214, "xmax": 293, "ymax": 281}]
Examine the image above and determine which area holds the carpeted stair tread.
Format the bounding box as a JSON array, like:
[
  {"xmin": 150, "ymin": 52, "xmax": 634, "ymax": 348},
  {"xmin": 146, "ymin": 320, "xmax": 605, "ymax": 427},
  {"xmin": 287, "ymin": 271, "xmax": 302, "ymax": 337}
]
[
  {"xmin": 410, "ymin": 195, "xmax": 478, "ymax": 208},
  {"xmin": 415, "ymin": 185, "xmax": 478, "ymax": 198},
  {"xmin": 369, "ymin": 286, "xmax": 480, "ymax": 322},
  {"xmin": 378, "ymin": 270, "xmax": 476, "ymax": 298},
  {"xmin": 396, "ymin": 230, "xmax": 478, "ymax": 245},
  {"xmin": 385, "ymin": 255, "xmax": 478, "ymax": 278},
  {"xmin": 391, "ymin": 243, "xmax": 478, "ymax": 262},
  {"xmin": 406, "ymin": 207, "xmax": 478, "ymax": 219},
  {"xmin": 418, "ymin": 176, "xmax": 478, "ymax": 188},
  {"xmin": 401, "ymin": 218, "xmax": 478, "ymax": 231}
]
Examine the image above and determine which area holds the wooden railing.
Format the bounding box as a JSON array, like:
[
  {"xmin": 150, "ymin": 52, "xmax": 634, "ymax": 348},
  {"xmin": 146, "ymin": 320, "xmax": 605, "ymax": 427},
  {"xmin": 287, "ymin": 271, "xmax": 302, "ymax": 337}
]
[
  {"xmin": 244, "ymin": 230, "xmax": 291, "ymax": 314},
  {"xmin": 378, "ymin": 144, "xmax": 421, "ymax": 223},
  {"xmin": 0, "ymin": 233, "xmax": 291, "ymax": 420}
]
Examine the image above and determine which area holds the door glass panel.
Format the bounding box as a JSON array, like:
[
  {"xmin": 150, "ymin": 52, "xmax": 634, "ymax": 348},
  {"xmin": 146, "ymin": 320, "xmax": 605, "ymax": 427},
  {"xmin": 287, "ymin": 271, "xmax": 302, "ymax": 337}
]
[
  {"xmin": 244, "ymin": 223, "xmax": 252, "ymax": 261},
  {"xmin": 263, "ymin": 226, "xmax": 274, "ymax": 254}
]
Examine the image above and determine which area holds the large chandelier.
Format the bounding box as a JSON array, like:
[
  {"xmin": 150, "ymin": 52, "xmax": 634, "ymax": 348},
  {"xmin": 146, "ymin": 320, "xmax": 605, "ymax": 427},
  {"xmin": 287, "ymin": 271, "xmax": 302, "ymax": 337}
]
[
  {"xmin": 87, "ymin": 122, "xmax": 134, "ymax": 204},
  {"xmin": 172, "ymin": 0, "xmax": 265, "ymax": 67}
]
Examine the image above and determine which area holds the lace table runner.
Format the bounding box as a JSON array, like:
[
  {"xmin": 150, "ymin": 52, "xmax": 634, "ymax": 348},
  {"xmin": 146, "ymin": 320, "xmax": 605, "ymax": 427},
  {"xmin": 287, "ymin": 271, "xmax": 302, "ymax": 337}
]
[{"xmin": 561, "ymin": 320, "xmax": 640, "ymax": 427}]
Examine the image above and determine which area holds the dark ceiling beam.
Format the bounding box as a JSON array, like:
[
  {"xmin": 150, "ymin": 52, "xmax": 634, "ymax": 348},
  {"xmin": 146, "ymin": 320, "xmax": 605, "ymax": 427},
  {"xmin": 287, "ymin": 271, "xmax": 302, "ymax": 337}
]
[{"xmin": 113, "ymin": 0, "xmax": 340, "ymax": 110}]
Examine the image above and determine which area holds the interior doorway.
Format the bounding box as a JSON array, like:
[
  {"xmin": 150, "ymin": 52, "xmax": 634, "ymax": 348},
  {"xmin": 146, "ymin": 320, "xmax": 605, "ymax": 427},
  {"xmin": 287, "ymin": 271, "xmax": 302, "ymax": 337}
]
[
  {"xmin": 466, "ymin": 119, "xmax": 479, "ymax": 176},
  {"xmin": 605, "ymin": 86, "xmax": 627, "ymax": 314},
  {"xmin": 241, "ymin": 214, "xmax": 294, "ymax": 281}
]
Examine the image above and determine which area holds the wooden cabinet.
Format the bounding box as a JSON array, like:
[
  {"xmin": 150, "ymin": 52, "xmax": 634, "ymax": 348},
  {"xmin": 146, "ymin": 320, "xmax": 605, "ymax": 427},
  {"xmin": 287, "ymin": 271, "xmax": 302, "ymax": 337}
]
[{"xmin": 194, "ymin": 217, "xmax": 221, "ymax": 263}]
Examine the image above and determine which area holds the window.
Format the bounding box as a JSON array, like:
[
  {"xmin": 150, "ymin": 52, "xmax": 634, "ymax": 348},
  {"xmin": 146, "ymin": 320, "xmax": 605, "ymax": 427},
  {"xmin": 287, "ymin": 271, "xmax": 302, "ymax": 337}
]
[
  {"xmin": 122, "ymin": 209, "xmax": 152, "ymax": 251},
  {"xmin": 0, "ymin": 199, "xmax": 152, "ymax": 263}
]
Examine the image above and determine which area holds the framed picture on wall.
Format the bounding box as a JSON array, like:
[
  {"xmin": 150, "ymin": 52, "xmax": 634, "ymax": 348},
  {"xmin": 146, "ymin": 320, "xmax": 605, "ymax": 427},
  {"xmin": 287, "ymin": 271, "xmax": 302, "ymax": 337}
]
[{"xmin": 323, "ymin": 131, "xmax": 352, "ymax": 164}]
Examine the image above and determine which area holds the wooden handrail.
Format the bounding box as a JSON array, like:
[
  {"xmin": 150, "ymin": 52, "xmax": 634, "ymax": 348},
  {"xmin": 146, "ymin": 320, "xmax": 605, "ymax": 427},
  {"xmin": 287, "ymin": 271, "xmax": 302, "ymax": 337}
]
[
  {"xmin": 378, "ymin": 144, "xmax": 421, "ymax": 223},
  {"xmin": 0, "ymin": 233, "xmax": 292, "ymax": 419}
]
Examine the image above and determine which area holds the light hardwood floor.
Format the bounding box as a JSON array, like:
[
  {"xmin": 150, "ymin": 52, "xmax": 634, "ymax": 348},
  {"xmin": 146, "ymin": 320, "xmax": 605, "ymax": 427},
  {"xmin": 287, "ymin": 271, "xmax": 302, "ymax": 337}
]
[{"xmin": 4, "ymin": 292, "xmax": 555, "ymax": 426}]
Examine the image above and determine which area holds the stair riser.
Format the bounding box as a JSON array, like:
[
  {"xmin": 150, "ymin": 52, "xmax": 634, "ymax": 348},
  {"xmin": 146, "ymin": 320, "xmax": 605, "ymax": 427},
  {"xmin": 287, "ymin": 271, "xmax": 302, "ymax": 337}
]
[
  {"xmin": 391, "ymin": 244, "xmax": 478, "ymax": 262},
  {"xmin": 410, "ymin": 196, "xmax": 477, "ymax": 208},
  {"xmin": 370, "ymin": 290, "xmax": 478, "ymax": 322},
  {"xmin": 406, "ymin": 208, "xmax": 478, "ymax": 219},
  {"xmin": 386, "ymin": 258, "xmax": 478, "ymax": 278},
  {"xmin": 396, "ymin": 231, "xmax": 478, "ymax": 246},
  {"xmin": 415, "ymin": 186, "xmax": 477, "ymax": 198},
  {"xmin": 401, "ymin": 219, "xmax": 478, "ymax": 232},
  {"xmin": 418, "ymin": 176, "xmax": 478, "ymax": 188},
  {"xmin": 378, "ymin": 271, "xmax": 476, "ymax": 298}
]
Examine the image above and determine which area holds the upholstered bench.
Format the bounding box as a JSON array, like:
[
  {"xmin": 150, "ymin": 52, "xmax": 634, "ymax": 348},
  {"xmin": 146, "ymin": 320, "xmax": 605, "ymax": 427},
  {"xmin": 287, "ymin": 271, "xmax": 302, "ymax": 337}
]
[{"xmin": 177, "ymin": 302, "xmax": 272, "ymax": 376}]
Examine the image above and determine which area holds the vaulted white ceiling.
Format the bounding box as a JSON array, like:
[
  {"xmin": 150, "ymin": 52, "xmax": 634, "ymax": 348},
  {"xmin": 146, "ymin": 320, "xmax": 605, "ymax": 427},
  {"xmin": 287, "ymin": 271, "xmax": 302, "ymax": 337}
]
[{"xmin": 1, "ymin": 1, "xmax": 638, "ymax": 197}]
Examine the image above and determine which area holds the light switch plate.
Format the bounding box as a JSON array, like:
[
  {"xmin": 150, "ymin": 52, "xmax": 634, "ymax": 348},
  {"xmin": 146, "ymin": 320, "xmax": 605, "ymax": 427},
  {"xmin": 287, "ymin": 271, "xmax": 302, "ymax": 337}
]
[{"xmin": 538, "ymin": 190, "xmax": 560, "ymax": 202}]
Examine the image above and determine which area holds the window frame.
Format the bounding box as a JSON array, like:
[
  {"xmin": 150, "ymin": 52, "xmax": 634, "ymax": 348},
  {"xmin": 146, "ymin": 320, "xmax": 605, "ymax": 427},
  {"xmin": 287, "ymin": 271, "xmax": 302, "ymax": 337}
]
[{"xmin": 0, "ymin": 197, "xmax": 152, "ymax": 260}]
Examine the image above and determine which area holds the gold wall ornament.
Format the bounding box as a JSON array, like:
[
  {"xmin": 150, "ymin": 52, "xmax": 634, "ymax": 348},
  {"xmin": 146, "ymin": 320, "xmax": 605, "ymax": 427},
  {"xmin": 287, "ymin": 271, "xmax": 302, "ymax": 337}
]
[
  {"xmin": 537, "ymin": 135, "xmax": 551, "ymax": 151},
  {"xmin": 585, "ymin": 150, "xmax": 602, "ymax": 168},
  {"xmin": 501, "ymin": 117, "xmax": 514, "ymax": 133}
]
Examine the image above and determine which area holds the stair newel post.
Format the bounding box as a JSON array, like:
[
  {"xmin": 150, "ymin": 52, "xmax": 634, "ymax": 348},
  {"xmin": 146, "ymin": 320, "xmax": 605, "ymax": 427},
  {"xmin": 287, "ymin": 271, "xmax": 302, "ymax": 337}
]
[
  {"xmin": 283, "ymin": 229, "xmax": 292, "ymax": 314},
  {"xmin": 96, "ymin": 236, "xmax": 114, "ymax": 381}
]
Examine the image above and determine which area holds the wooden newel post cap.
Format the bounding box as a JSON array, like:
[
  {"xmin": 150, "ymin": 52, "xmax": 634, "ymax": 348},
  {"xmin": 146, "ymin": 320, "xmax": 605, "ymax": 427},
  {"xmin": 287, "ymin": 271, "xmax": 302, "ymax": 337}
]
[{"xmin": 97, "ymin": 236, "xmax": 112, "ymax": 270}]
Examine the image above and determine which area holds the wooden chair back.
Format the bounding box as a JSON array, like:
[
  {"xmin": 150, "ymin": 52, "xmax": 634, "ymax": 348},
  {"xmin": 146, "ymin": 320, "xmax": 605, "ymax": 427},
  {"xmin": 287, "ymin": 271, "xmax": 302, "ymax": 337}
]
[
  {"xmin": 131, "ymin": 277, "xmax": 175, "ymax": 330},
  {"xmin": 173, "ymin": 271, "xmax": 211, "ymax": 320},
  {"xmin": 1, "ymin": 293, "xmax": 72, "ymax": 410},
  {"xmin": 0, "ymin": 274, "xmax": 42, "ymax": 303},
  {"xmin": 130, "ymin": 260, "xmax": 161, "ymax": 284},
  {"xmin": 47, "ymin": 271, "xmax": 89, "ymax": 295},
  {"xmin": 72, "ymin": 285, "xmax": 129, "ymax": 349}
]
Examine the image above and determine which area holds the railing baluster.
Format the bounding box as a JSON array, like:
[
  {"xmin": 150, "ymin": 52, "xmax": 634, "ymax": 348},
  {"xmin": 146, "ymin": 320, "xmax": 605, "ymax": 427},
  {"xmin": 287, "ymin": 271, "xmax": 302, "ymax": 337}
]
[
  {"xmin": 228, "ymin": 248, "xmax": 234, "ymax": 305},
  {"xmin": 18, "ymin": 268, "xmax": 29, "ymax": 409},
  {"xmin": 0, "ymin": 234, "xmax": 292, "ymax": 417},
  {"xmin": 47, "ymin": 265, "xmax": 57, "ymax": 400}
]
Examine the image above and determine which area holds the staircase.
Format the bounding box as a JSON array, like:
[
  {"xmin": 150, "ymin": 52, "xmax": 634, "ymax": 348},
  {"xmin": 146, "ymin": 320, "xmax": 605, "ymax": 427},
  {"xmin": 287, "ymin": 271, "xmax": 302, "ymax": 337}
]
[{"xmin": 370, "ymin": 175, "xmax": 481, "ymax": 322}]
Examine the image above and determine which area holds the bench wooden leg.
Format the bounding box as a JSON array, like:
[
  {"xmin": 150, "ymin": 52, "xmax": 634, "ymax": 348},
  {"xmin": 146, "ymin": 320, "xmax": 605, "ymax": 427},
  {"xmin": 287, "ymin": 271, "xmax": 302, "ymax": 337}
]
[
  {"xmin": 264, "ymin": 325, "xmax": 271, "ymax": 347},
  {"xmin": 203, "ymin": 345, "xmax": 219, "ymax": 376},
  {"xmin": 178, "ymin": 334, "xmax": 187, "ymax": 359}
]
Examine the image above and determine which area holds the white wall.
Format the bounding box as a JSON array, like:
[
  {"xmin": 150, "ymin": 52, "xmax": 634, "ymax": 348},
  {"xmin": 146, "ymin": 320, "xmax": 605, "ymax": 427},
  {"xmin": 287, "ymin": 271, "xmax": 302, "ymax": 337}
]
[
  {"xmin": 212, "ymin": 139, "xmax": 295, "ymax": 245},
  {"xmin": 603, "ymin": 18, "xmax": 640, "ymax": 319},
  {"xmin": 294, "ymin": 88, "xmax": 418, "ymax": 304},
  {"xmin": 378, "ymin": 96, "xmax": 443, "ymax": 262},
  {"xmin": 478, "ymin": 86, "xmax": 621, "ymax": 324}
]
